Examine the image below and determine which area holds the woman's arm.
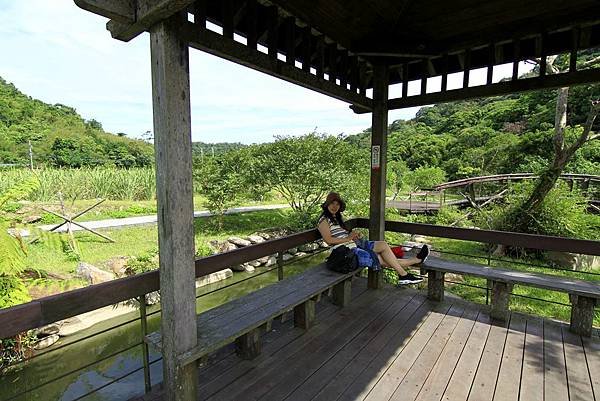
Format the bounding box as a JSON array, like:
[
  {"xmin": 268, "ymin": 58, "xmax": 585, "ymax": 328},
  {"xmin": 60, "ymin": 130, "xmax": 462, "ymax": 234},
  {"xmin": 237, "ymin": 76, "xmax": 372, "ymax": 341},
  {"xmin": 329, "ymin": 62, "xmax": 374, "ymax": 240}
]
[{"xmin": 318, "ymin": 220, "xmax": 353, "ymax": 245}]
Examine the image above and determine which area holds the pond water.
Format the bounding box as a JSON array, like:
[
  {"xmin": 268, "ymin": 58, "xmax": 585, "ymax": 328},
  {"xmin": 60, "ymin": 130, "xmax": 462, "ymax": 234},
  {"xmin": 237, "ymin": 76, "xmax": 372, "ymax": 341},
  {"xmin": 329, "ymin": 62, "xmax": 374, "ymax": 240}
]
[{"xmin": 0, "ymin": 253, "xmax": 327, "ymax": 401}]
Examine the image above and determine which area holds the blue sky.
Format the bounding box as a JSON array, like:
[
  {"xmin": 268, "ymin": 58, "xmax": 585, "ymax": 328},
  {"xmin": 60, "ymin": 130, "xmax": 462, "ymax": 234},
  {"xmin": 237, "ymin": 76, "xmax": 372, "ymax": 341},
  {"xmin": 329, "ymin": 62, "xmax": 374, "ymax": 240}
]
[{"xmin": 0, "ymin": 1, "xmax": 526, "ymax": 144}]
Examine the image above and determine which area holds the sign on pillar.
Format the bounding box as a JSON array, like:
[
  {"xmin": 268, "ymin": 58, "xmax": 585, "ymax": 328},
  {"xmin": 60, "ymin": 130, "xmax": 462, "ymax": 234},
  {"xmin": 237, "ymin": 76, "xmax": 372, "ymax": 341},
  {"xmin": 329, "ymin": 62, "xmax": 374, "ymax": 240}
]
[{"xmin": 371, "ymin": 145, "xmax": 381, "ymax": 170}]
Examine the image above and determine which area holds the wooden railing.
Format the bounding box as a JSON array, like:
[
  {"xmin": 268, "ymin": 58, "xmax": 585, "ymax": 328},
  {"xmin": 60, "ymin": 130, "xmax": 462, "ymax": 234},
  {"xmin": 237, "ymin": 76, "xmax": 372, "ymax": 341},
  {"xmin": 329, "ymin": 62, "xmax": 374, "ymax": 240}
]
[{"xmin": 2, "ymin": 218, "xmax": 599, "ymax": 340}]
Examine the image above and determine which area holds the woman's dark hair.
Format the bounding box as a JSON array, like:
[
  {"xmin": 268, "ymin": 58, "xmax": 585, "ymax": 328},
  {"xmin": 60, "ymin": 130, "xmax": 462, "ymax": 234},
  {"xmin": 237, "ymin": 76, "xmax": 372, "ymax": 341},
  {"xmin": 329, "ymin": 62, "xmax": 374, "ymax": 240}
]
[{"xmin": 320, "ymin": 204, "xmax": 348, "ymax": 231}]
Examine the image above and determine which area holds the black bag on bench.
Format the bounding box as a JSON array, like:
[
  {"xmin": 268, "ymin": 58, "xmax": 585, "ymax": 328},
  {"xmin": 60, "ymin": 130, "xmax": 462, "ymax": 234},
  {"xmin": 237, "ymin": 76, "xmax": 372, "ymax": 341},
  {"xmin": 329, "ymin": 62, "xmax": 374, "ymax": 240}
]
[{"xmin": 326, "ymin": 245, "xmax": 358, "ymax": 273}]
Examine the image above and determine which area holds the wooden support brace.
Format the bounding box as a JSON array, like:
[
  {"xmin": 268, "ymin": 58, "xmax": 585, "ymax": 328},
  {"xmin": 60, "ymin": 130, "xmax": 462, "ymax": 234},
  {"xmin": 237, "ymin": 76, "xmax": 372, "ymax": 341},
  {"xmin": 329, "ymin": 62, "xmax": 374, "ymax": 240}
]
[
  {"xmin": 333, "ymin": 278, "xmax": 352, "ymax": 307},
  {"xmin": 402, "ymin": 63, "xmax": 409, "ymax": 98},
  {"xmin": 294, "ymin": 298, "xmax": 316, "ymax": 329},
  {"xmin": 441, "ymin": 54, "xmax": 448, "ymax": 92},
  {"xmin": 489, "ymin": 280, "xmax": 513, "ymax": 321},
  {"xmin": 569, "ymin": 294, "xmax": 597, "ymax": 337},
  {"xmin": 235, "ymin": 328, "xmax": 261, "ymax": 359},
  {"xmin": 427, "ymin": 270, "xmax": 445, "ymax": 302},
  {"xmin": 512, "ymin": 40, "xmax": 520, "ymax": 81}
]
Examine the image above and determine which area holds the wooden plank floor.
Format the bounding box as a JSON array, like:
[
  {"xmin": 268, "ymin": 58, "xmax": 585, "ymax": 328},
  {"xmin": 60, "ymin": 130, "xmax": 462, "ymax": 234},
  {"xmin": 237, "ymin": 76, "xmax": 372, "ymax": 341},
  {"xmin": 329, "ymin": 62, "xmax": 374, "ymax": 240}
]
[{"xmin": 133, "ymin": 278, "xmax": 600, "ymax": 401}]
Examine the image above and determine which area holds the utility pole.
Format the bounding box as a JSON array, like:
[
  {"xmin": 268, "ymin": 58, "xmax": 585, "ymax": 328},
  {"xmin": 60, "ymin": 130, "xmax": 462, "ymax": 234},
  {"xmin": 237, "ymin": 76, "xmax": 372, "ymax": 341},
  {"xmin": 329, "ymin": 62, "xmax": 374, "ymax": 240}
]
[{"xmin": 28, "ymin": 140, "xmax": 34, "ymax": 170}]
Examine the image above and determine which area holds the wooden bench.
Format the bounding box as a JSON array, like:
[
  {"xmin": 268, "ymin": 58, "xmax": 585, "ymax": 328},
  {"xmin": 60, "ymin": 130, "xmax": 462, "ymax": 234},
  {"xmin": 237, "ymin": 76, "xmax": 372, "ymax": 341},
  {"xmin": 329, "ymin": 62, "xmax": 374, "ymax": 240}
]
[
  {"xmin": 422, "ymin": 257, "xmax": 600, "ymax": 336},
  {"xmin": 145, "ymin": 263, "xmax": 360, "ymax": 366}
]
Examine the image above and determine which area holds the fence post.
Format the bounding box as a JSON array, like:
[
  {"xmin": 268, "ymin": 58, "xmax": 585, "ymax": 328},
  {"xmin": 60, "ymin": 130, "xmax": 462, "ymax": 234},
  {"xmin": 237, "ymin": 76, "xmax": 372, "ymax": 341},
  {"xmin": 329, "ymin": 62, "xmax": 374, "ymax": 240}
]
[
  {"xmin": 486, "ymin": 247, "xmax": 492, "ymax": 305},
  {"xmin": 277, "ymin": 252, "xmax": 284, "ymax": 281},
  {"xmin": 139, "ymin": 296, "xmax": 152, "ymax": 393}
]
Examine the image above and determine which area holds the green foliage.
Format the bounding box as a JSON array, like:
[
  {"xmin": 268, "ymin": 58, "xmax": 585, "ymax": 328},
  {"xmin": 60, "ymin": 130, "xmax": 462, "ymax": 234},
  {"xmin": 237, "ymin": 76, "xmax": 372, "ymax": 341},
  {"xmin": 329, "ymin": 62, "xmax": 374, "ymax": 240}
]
[
  {"xmin": 194, "ymin": 151, "xmax": 246, "ymax": 227},
  {"xmin": 125, "ymin": 248, "xmax": 159, "ymax": 275},
  {"xmin": 0, "ymin": 76, "xmax": 154, "ymax": 168},
  {"xmin": 483, "ymin": 182, "xmax": 598, "ymax": 240},
  {"xmin": 0, "ymin": 168, "xmax": 156, "ymax": 201},
  {"xmin": 247, "ymin": 133, "xmax": 369, "ymax": 227},
  {"xmin": 404, "ymin": 166, "xmax": 446, "ymax": 191}
]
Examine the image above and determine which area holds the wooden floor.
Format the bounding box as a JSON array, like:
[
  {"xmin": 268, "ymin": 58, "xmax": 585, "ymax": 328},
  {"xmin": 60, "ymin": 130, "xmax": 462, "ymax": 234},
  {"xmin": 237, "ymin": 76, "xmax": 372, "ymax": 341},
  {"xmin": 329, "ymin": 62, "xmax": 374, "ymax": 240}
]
[{"xmin": 134, "ymin": 278, "xmax": 600, "ymax": 401}]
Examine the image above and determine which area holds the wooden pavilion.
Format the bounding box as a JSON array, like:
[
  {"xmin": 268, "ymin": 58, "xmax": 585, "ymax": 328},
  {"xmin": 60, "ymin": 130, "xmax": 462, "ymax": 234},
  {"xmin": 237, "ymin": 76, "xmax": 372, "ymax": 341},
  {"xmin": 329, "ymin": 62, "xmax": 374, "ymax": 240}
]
[{"xmin": 69, "ymin": 1, "xmax": 600, "ymax": 400}]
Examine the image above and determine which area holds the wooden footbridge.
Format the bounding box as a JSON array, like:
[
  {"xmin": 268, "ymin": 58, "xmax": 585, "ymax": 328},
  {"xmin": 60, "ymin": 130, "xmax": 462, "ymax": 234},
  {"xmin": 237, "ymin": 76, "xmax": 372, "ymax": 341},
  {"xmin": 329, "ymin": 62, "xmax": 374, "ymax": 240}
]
[{"xmin": 388, "ymin": 174, "xmax": 600, "ymax": 214}]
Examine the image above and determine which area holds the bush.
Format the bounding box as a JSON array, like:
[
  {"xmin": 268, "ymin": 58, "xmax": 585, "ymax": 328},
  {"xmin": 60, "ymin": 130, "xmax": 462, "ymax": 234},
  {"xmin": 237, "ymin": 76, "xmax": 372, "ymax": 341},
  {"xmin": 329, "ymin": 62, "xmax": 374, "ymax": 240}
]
[{"xmin": 482, "ymin": 181, "xmax": 597, "ymax": 240}]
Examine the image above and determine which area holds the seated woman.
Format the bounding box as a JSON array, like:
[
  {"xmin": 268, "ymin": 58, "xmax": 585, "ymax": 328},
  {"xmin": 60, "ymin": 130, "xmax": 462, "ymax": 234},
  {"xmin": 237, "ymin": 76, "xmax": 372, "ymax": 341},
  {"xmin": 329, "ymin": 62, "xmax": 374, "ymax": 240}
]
[{"xmin": 317, "ymin": 192, "xmax": 428, "ymax": 285}]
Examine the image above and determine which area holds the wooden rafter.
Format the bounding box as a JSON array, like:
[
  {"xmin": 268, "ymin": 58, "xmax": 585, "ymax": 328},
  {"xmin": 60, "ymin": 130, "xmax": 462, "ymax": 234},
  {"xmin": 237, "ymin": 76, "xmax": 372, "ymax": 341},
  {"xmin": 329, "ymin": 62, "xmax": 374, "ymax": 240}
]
[{"xmin": 180, "ymin": 21, "xmax": 372, "ymax": 109}]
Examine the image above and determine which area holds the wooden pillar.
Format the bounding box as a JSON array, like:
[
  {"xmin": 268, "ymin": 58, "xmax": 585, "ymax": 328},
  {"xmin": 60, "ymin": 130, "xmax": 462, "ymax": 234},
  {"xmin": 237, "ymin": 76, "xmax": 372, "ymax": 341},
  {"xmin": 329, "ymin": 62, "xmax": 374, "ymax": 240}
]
[
  {"xmin": 569, "ymin": 294, "xmax": 597, "ymax": 337},
  {"xmin": 489, "ymin": 280, "xmax": 513, "ymax": 321},
  {"xmin": 150, "ymin": 12, "xmax": 197, "ymax": 401},
  {"xmin": 368, "ymin": 63, "xmax": 389, "ymax": 289}
]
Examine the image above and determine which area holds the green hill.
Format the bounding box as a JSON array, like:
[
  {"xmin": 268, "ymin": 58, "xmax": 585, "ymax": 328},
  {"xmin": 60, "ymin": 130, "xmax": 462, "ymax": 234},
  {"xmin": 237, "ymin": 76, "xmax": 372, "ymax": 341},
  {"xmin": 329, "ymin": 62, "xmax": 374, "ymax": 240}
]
[{"xmin": 0, "ymin": 77, "xmax": 153, "ymax": 168}]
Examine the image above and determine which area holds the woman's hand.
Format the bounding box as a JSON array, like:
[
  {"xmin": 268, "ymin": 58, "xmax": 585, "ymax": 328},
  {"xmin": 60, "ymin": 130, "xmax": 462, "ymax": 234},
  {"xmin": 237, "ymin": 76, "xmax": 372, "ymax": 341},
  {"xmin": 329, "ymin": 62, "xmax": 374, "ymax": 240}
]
[{"xmin": 349, "ymin": 230, "xmax": 361, "ymax": 240}]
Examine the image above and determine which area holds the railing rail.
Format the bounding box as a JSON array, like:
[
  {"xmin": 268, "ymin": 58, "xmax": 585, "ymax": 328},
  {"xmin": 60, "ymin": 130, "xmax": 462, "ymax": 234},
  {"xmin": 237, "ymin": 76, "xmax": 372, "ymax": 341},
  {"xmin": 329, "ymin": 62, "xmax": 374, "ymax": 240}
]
[
  {"xmin": 350, "ymin": 218, "xmax": 600, "ymax": 256},
  {"xmin": 2, "ymin": 218, "xmax": 599, "ymax": 340},
  {"xmin": 0, "ymin": 228, "xmax": 321, "ymax": 339}
]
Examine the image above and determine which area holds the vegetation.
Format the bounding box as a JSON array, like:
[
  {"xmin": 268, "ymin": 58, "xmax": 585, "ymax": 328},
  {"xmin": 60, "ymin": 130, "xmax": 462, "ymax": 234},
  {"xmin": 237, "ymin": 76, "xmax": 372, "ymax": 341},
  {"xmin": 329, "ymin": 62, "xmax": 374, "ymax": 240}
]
[
  {"xmin": 0, "ymin": 77, "xmax": 154, "ymax": 168},
  {"xmin": 0, "ymin": 167, "xmax": 156, "ymax": 202}
]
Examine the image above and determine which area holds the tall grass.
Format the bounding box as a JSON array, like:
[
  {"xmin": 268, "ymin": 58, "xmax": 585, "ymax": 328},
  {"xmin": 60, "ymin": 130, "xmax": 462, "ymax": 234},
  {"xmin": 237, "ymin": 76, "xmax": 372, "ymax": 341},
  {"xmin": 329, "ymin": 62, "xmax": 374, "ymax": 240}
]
[{"xmin": 0, "ymin": 168, "xmax": 156, "ymax": 201}]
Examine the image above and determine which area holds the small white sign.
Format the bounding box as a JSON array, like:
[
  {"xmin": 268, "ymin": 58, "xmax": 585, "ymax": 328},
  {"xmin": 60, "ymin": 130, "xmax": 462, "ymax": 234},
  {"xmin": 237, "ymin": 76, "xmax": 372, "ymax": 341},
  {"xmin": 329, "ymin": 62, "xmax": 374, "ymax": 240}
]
[{"xmin": 371, "ymin": 145, "xmax": 381, "ymax": 170}]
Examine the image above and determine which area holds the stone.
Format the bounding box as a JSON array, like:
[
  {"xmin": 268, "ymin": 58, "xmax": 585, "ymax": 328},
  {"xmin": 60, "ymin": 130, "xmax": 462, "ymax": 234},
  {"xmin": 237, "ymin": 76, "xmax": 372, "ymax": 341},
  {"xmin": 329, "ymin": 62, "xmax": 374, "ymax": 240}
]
[
  {"xmin": 215, "ymin": 241, "xmax": 238, "ymax": 253},
  {"xmin": 59, "ymin": 303, "xmax": 138, "ymax": 336},
  {"xmin": 33, "ymin": 324, "xmax": 60, "ymax": 337},
  {"xmin": 255, "ymin": 232, "xmax": 271, "ymax": 240},
  {"xmin": 249, "ymin": 260, "xmax": 262, "ymax": 267},
  {"xmin": 411, "ymin": 235, "xmax": 429, "ymax": 244},
  {"xmin": 547, "ymin": 251, "xmax": 600, "ymax": 271},
  {"xmin": 296, "ymin": 252, "xmax": 308, "ymax": 258},
  {"xmin": 320, "ymin": 241, "xmax": 330, "ymax": 248},
  {"xmin": 265, "ymin": 256, "xmax": 277, "ymax": 267},
  {"xmin": 106, "ymin": 257, "xmax": 129, "ymax": 277},
  {"xmin": 231, "ymin": 264, "xmax": 246, "ymax": 272},
  {"xmin": 76, "ymin": 262, "xmax": 115, "ymax": 285},
  {"xmin": 23, "ymin": 215, "xmax": 42, "ymax": 224},
  {"xmin": 243, "ymin": 263, "xmax": 255, "ymax": 273},
  {"xmin": 256, "ymin": 256, "xmax": 270, "ymax": 265},
  {"xmin": 196, "ymin": 269, "xmax": 233, "ymax": 287},
  {"xmin": 287, "ymin": 248, "xmax": 298, "ymax": 255},
  {"xmin": 145, "ymin": 291, "xmax": 160, "ymax": 305},
  {"xmin": 228, "ymin": 236, "xmax": 252, "ymax": 247},
  {"xmin": 248, "ymin": 235, "xmax": 265, "ymax": 244},
  {"xmin": 299, "ymin": 242, "xmax": 320, "ymax": 252},
  {"xmin": 33, "ymin": 334, "xmax": 59, "ymax": 350},
  {"xmin": 282, "ymin": 253, "xmax": 294, "ymax": 262}
]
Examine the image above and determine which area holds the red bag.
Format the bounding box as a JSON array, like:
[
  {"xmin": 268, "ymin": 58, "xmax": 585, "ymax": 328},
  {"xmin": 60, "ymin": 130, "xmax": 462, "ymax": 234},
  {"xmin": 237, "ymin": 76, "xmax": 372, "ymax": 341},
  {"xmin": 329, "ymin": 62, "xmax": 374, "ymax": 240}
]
[{"xmin": 391, "ymin": 246, "xmax": 404, "ymax": 258}]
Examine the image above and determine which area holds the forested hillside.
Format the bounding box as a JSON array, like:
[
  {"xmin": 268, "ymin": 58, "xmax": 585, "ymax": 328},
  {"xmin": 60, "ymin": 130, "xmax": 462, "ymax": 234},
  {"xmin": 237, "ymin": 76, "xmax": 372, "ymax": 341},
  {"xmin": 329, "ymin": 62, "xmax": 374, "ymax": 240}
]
[
  {"xmin": 346, "ymin": 83, "xmax": 600, "ymax": 181},
  {"xmin": 0, "ymin": 77, "xmax": 153, "ymax": 168}
]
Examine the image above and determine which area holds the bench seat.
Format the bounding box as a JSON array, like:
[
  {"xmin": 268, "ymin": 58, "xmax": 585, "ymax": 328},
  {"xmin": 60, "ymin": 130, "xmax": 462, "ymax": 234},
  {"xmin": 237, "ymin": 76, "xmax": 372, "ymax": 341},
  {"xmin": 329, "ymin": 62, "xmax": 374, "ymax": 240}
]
[
  {"xmin": 145, "ymin": 263, "xmax": 360, "ymax": 366},
  {"xmin": 422, "ymin": 256, "xmax": 600, "ymax": 336}
]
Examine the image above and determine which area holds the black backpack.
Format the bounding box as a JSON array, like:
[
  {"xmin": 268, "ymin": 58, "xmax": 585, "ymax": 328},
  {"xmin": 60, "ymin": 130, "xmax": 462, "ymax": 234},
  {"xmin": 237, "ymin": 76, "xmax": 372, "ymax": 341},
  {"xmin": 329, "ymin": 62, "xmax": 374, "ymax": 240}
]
[{"xmin": 326, "ymin": 245, "xmax": 358, "ymax": 273}]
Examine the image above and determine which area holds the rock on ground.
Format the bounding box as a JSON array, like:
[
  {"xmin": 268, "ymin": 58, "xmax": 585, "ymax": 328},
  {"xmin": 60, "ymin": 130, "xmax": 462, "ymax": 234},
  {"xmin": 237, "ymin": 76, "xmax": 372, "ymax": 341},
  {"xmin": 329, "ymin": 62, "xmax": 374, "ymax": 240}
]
[
  {"xmin": 228, "ymin": 236, "xmax": 252, "ymax": 247},
  {"xmin": 76, "ymin": 262, "xmax": 115, "ymax": 285}
]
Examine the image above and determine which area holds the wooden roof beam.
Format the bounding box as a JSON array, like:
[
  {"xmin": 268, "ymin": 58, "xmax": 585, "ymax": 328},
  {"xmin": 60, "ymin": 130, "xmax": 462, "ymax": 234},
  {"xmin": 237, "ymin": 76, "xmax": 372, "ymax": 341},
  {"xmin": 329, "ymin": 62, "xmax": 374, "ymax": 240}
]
[
  {"xmin": 351, "ymin": 67, "xmax": 600, "ymax": 113},
  {"xmin": 180, "ymin": 21, "xmax": 372, "ymax": 110},
  {"xmin": 99, "ymin": 0, "xmax": 197, "ymax": 42},
  {"xmin": 73, "ymin": 0, "xmax": 135, "ymax": 23}
]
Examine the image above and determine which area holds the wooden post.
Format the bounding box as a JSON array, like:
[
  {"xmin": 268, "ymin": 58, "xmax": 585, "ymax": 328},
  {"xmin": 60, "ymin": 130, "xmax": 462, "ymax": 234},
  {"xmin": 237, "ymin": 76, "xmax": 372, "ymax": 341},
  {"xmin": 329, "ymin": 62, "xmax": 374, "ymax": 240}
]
[
  {"xmin": 294, "ymin": 298, "xmax": 316, "ymax": 329},
  {"xmin": 333, "ymin": 278, "xmax": 352, "ymax": 307},
  {"xmin": 427, "ymin": 270, "xmax": 445, "ymax": 301},
  {"xmin": 368, "ymin": 62, "xmax": 389, "ymax": 289},
  {"xmin": 150, "ymin": 12, "xmax": 197, "ymax": 401},
  {"xmin": 569, "ymin": 294, "xmax": 596, "ymax": 337},
  {"xmin": 490, "ymin": 280, "xmax": 513, "ymax": 321}
]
